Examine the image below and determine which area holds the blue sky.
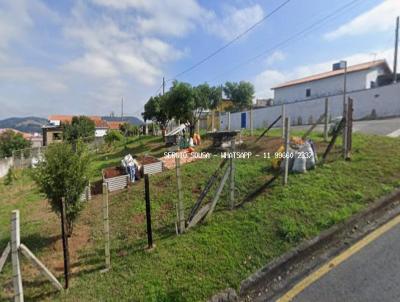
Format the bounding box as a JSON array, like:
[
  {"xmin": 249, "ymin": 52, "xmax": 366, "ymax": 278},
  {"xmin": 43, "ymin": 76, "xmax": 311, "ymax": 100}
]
[{"xmin": 0, "ymin": 0, "xmax": 399, "ymax": 119}]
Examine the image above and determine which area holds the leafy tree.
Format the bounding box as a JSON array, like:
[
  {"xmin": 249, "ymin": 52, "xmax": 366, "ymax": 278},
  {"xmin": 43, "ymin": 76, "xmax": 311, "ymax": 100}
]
[
  {"xmin": 142, "ymin": 95, "xmax": 170, "ymax": 137},
  {"xmin": 119, "ymin": 123, "xmax": 138, "ymax": 137},
  {"xmin": 223, "ymin": 81, "xmax": 255, "ymax": 111},
  {"xmin": 0, "ymin": 130, "xmax": 31, "ymax": 158},
  {"xmin": 32, "ymin": 142, "xmax": 91, "ymax": 237},
  {"xmin": 62, "ymin": 116, "xmax": 96, "ymax": 143},
  {"xmin": 104, "ymin": 130, "xmax": 124, "ymax": 146},
  {"xmin": 166, "ymin": 81, "xmax": 222, "ymax": 136}
]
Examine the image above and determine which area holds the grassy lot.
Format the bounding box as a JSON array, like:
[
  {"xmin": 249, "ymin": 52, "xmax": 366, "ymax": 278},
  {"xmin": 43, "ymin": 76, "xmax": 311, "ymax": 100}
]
[{"xmin": 1, "ymin": 131, "xmax": 400, "ymax": 301}]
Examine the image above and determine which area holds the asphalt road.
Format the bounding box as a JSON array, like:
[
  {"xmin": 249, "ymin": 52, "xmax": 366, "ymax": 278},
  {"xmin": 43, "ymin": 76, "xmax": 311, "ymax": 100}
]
[
  {"xmin": 292, "ymin": 117, "xmax": 400, "ymax": 137},
  {"xmin": 290, "ymin": 222, "xmax": 400, "ymax": 302}
]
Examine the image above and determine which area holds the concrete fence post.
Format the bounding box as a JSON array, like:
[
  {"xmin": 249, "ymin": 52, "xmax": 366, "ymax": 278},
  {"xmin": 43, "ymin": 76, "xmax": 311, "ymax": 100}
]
[
  {"xmin": 250, "ymin": 108, "xmax": 254, "ymax": 136},
  {"xmin": 283, "ymin": 117, "xmax": 290, "ymax": 186},
  {"xmin": 11, "ymin": 210, "xmax": 23, "ymax": 302},
  {"xmin": 102, "ymin": 183, "xmax": 111, "ymax": 270},
  {"xmin": 281, "ymin": 105, "xmax": 286, "ymax": 139},
  {"xmin": 175, "ymin": 156, "xmax": 185, "ymax": 234},
  {"xmin": 227, "ymin": 112, "xmax": 231, "ymax": 131},
  {"xmin": 324, "ymin": 98, "xmax": 329, "ymax": 142},
  {"xmin": 230, "ymin": 138, "xmax": 235, "ymax": 209}
]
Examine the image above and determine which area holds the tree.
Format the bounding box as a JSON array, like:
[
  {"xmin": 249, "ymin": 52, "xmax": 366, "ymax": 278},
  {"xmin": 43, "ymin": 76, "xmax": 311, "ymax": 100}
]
[
  {"xmin": 104, "ymin": 130, "xmax": 124, "ymax": 146},
  {"xmin": 32, "ymin": 142, "xmax": 91, "ymax": 237},
  {"xmin": 223, "ymin": 81, "xmax": 255, "ymax": 111},
  {"xmin": 119, "ymin": 123, "xmax": 138, "ymax": 137},
  {"xmin": 142, "ymin": 95, "xmax": 170, "ymax": 137},
  {"xmin": 0, "ymin": 130, "xmax": 31, "ymax": 158},
  {"xmin": 62, "ymin": 116, "xmax": 95, "ymax": 143},
  {"xmin": 166, "ymin": 81, "xmax": 222, "ymax": 137}
]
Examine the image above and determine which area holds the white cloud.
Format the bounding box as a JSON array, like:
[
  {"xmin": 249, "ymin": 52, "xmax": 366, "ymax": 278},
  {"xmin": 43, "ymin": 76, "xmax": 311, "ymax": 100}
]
[
  {"xmin": 325, "ymin": 0, "xmax": 400, "ymax": 40},
  {"xmin": 254, "ymin": 47, "xmax": 394, "ymax": 98},
  {"xmin": 62, "ymin": 2, "xmax": 186, "ymax": 86},
  {"xmin": 254, "ymin": 70, "xmax": 287, "ymax": 98},
  {"xmin": 64, "ymin": 53, "xmax": 120, "ymax": 78},
  {"xmin": 207, "ymin": 4, "xmax": 264, "ymax": 41},
  {"xmin": 91, "ymin": 0, "xmax": 211, "ymax": 37},
  {"xmin": 265, "ymin": 51, "xmax": 286, "ymax": 65}
]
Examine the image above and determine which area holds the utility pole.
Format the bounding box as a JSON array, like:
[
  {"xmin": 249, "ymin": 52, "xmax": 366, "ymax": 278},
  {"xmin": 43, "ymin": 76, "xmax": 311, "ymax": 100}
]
[
  {"xmin": 162, "ymin": 77, "xmax": 165, "ymax": 95},
  {"xmin": 394, "ymin": 16, "xmax": 399, "ymax": 83}
]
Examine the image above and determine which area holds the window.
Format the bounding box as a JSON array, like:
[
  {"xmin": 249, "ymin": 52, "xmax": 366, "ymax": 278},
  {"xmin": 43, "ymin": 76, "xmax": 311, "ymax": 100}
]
[
  {"xmin": 53, "ymin": 132, "xmax": 62, "ymax": 141},
  {"xmin": 306, "ymin": 88, "xmax": 311, "ymax": 97}
]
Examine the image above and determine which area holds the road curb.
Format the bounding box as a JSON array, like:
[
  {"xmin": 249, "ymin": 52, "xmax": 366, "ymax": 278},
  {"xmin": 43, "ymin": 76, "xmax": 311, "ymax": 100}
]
[{"xmin": 238, "ymin": 187, "xmax": 400, "ymax": 297}]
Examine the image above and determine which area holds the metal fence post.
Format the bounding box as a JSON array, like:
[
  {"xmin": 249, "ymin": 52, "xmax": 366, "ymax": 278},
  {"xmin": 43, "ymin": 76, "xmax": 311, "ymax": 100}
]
[
  {"xmin": 11, "ymin": 210, "xmax": 23, "ymax": 302},
  {"xmin": 60, "ymin": 198, "xmax": 70, "ymax": 289},
  {"xmin": 250, "ymin": 108, "xmax": 254, "ymax": 136},
  {"xmin": 227, "ymin": 112, "xmax": 231, "ymax": 131},
  {"xmin": 175, "ymin": 156, "xmax": 185, "ymax": 233},
  {"xmin": 283, "ymin": 117, "xmax": 290, "ymax": 186},
  {"xmin": 144, "ymin": 174, "xmax": 154, "ymax": 248}
]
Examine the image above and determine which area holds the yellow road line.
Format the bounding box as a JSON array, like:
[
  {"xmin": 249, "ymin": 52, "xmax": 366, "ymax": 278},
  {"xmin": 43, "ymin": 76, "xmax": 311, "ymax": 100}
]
[{"xmin": 277, "ymin": 214, "xmax": 400, "ymax": 302}]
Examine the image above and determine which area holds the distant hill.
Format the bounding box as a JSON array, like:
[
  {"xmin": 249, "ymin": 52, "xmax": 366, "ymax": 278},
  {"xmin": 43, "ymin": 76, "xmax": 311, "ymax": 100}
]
[
  {"xmin": 102, "ymin": 116, "xmax": 143, "ymax": 125},
  {"xmin": 0, "ymin": 116, "xmax": 143, "ymax": 133},
  {"xmin": 0, "ymin": 117, "xmax": 47, "ymax": 133}
]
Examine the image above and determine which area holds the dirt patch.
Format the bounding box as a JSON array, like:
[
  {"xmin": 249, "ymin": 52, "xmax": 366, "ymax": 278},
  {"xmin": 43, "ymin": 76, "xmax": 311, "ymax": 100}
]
[
  {"xmin": 137, "ymin": 155, "xmax": 161, "ymax": 165},
  {"xmin": 160, "ymin": 149, "xmax": 204, "ymax": 169},
  {"xmin": 103, "ymin": 166, "xmax": 126, "ymax": 179},
  {"xmin": 44, "ymin": 221, "xmax": 91, "ymax": 274},
  {"xmin": 132, "ymin": 213, "xmax": 145, "ymax": 225}
]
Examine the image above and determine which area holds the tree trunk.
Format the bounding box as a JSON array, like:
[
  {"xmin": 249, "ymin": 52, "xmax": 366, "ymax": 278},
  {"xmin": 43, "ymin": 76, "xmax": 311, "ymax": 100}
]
[
  {"xmin": 66, "ymin": 219, "xmax": 73, "ymax": 238},
  {"xmin": 189, "ymin": 125, "xmax": 195, "ymax": 138}
]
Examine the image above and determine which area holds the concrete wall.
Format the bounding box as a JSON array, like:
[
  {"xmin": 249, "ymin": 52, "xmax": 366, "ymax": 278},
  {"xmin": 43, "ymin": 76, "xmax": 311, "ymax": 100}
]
[
  {"xmin": 221, "ymin": 82, "xmax": 400, "ymax": 130},
  {"xmin": 0, "ymin": 157, "xmax": 14, "ymax": 178},
  {"xmin": 274, "ymin": 66, "xmax": 386, "ymax": 104}
]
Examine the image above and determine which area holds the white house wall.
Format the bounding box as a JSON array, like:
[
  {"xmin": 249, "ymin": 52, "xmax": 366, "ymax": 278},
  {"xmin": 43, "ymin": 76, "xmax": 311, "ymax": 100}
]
[
  {"xmin": 220, "ymin": 83, "xmax": 400, "ymax": 130},
  {"xmin": 95, "ymin": 129, "xmax": 108, "ymax": 137},
  {"xmin": 273, "ymin": 68, "xmax": 379, "ymax": 104}
]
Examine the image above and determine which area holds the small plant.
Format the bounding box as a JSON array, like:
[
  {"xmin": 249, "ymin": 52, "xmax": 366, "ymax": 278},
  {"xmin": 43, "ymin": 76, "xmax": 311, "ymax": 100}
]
[{"xmin": 4, "ymin": 167, "xmax": 16, "ymax": 185}]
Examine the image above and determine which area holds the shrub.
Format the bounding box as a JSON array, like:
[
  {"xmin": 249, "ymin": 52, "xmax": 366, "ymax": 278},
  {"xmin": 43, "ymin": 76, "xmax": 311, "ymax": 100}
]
[
  {"xmin": 104, "ymin": 130, "xmax": 124, "ymax": 146},
  {"xmin": 32, "ymin": 141, "xmax": 91, "ymax": 236},
  {"xmin": 4, "ymin": 167, "xmax": 16, "ymax": 186},
  {"xmin": 0, "ymin": 130, "xmax": 31, "ymax": 158}
]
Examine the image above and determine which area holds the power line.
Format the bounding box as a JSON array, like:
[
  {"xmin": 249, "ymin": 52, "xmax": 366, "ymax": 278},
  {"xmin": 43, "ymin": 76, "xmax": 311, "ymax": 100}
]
[
  {"xmin": 209, "ymin": 0, "xmax": 364, "ymax": 83},
  {"xmin": 168, "ymin": 0, "xmax": 293, "ymax": 81}
]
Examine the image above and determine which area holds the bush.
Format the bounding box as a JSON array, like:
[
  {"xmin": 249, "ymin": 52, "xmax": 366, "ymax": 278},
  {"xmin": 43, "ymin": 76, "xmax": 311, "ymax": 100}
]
[
  {"xmin": 4, "ymin": 167, "xmax": 16, "ymax": 186},
  {"xmin": 32, "ymin": 141, "xmax": 91, "ymax": 236},
  {"xmin": 0, "ymin": 130, "xmax": 31, "ymax": 158},
  {"xmin": 104, "ymin": 130, "xmax": 124, "ymax": 146}
]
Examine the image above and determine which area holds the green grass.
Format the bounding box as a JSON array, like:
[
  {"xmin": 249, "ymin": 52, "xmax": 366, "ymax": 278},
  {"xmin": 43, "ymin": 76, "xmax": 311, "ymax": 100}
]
[{"xmin": 1, "ymin": 132, "xmax": 400, "ymax": 301}]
